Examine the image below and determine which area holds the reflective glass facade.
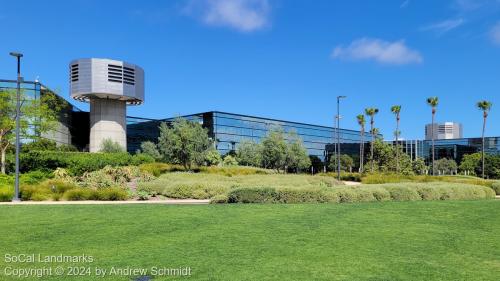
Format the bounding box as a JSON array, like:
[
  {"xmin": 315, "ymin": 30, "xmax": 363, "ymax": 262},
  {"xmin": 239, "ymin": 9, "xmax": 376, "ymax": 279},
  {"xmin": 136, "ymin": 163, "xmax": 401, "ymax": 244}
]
[
  {"xmin": 0, "ymin": 79, "xmax": 89, "ymax": 150},
  {"xmin": 127, "ymin": 111, "xmax": 372, "ymax": 162},
  {"xmin": 390, "ymin": 137, "xmax": 500, "ymax": 164}
]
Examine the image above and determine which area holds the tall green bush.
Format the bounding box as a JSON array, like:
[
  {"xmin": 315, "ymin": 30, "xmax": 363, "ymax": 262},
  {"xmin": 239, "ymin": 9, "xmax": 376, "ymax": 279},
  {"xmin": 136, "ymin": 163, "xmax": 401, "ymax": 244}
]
[
  {"xmin": 157, "ymin": 118, "xmax": 212, "ymax": 170},
  {"xmin": 100, "ymin": 138, "xmax": 125, "ymax": 153},
  {"xmin": 20, "ymin": 151, "xmax": 153, "ymax": 175}
]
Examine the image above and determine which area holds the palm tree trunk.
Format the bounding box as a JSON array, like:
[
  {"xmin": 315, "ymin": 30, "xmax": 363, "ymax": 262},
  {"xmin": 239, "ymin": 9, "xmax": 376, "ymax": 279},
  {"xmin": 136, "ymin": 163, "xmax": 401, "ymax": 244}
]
[
  {"xmin": 482, "ymin": 114, "xmax": 486, "ymax": 179},
  {"xmin": 359, "ymin": 130, "xmax": 364, "ymax": 173},
  {"xmin": 396, "ymin": 117, "xmax": 400, "ymax": 173},
  {"xmin": 370, "ymin": 119, "xmax": 374, "ymax": 172},
  {"xmin": 431, "ymin": 111, "xmax": 435, "ymax": 176}
]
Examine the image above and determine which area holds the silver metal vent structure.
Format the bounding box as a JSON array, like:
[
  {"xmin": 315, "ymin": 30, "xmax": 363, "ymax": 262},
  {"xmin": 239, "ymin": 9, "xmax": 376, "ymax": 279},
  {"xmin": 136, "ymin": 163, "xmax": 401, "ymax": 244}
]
[{"xmin": 69, "ymin": 58, "xmax": 145, "ymax": 152}]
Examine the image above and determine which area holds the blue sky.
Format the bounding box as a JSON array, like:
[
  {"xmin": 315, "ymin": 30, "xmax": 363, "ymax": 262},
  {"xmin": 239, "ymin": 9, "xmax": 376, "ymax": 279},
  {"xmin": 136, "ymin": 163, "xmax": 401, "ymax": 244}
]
[{"xmin": 1, "ymin": 0, "xmax": 500, "ymax": 140}]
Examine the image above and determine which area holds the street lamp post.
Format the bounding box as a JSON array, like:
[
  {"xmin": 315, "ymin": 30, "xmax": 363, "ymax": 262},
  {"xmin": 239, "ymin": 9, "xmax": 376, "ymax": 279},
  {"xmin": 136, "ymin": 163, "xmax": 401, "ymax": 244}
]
[
  {"xmin": 336, "ymin": 96, "xmax": 347, "ymax": 181},
  {"xmin": 10, "ymin": 52, "xmax": 23, "ymax": 202}
]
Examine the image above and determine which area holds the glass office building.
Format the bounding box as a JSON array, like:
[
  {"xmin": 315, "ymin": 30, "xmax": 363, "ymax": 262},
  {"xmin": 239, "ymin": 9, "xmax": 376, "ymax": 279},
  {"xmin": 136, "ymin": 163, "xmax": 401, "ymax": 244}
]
[
  {"xmin": 127, "ymin": 111, "xmax": 371, "ymax": 162},
  {"xmin": 4, "ymin": 78, "xmax": 499, "ymax": 167},
  {"xmin": 389, "ymin": 137, "xmax": 500, "ymax": 164},
  {"xmin": 0, "ymin": 79, "xmax": 89, "ymax": 150}
]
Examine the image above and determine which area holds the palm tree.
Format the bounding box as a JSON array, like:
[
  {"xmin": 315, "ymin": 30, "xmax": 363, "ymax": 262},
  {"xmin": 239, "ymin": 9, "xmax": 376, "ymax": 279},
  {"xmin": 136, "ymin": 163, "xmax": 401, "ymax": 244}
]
[
  {"xmin": 356, "ymin": 114, "xmax": 366, "ymax": 173},
  {"xmin": 426, "ymin": 97, "xmax": 439, "ymax": 175},
  {"xmin": 477, "ymin": 100, "xmax": 492, "ymax": 179},
  {"xmin": 391, "ymin": 105, "xmax": 402, "ymax": 173},
  {"xmin": 365, "ymin": 107, "xmax": 379, "ymax": 172}
]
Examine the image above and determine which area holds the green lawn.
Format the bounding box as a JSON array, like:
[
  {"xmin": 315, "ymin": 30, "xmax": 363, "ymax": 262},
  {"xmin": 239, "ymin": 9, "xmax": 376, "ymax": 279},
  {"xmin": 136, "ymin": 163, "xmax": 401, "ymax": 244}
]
[{"xmin": 0, "ymin": 201, "xmax": 499, "ymax": 280}]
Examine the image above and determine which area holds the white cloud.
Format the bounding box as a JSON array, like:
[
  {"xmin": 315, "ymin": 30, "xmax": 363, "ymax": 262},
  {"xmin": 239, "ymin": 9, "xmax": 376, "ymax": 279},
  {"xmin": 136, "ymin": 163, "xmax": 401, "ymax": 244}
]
[
  {"xmin": 421, "ymin": 18, "xmax": 465, "ymax": 35},
  {"xmin": 453, "ymin": 0, "xmax": 486, "ymax": 11},
  {"xmin": 331, "ymin": 38, "xmax": 423, "ymax": 65},
  {"xmin": 184, "ymin": 0, "xmax": 271, "ymax": 32},
  {"xmin": 400, "ymin": 0, "xmax": 410, "ymax": 8},
  {"xmin": 490, "ymin": 22, "xmax": 500, "ymax": 45}
]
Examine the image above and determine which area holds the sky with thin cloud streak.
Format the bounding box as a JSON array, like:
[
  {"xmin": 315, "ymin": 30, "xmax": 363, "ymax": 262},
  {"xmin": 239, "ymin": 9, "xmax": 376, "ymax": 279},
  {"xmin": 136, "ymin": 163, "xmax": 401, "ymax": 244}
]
[{"xmin": 1, "ymin": 0, "xmax": 500, "ymax": 140}]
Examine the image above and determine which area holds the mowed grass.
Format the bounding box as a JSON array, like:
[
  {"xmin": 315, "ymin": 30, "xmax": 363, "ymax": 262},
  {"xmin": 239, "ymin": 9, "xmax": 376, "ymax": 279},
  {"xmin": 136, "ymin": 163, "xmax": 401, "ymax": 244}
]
[{"xmin": 0, "ymin": 201, "xmax": 499, "ymax": 280}]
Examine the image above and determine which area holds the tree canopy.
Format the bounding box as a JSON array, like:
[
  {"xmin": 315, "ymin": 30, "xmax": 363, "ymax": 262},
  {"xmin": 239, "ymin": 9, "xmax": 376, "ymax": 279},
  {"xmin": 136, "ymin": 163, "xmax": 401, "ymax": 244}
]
[
  {"xmin": 1, "ymin": 90, "xmax": 61, "ymax": 174},
  {"xmin": 157, "ymin": 118, "xmax": 212, "ymax": 170}
]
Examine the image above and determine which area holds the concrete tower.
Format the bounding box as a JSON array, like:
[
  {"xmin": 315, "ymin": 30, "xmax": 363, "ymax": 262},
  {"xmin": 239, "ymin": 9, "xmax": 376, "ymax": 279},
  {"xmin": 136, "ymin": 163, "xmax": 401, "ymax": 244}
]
[{"xmin": 69, "ymin": 58, "xmax": 144, "ymax": 152}]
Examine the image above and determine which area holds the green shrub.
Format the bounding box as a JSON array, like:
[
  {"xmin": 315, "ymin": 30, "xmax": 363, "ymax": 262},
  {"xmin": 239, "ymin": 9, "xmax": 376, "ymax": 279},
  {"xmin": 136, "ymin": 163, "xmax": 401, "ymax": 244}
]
[
  {"xmin": 492, "ymin": 182, "xmax": 500, "ymax": 195},
  {"xmin": 0, "ymin": 174, "xmax": 14, "ymax": 186},
  {"xmin": 165, "ymin": 183, "xmax": 228, "ymax": 199},
  {"xmin": 210, "ymin": 194, "xmax": 229, "ymax": 204},
  {"xmin": 63, "ymin": 188, "xmax": 93, "ymax": 201},
  {"xmin": 352, "ymin": 188, "xmax": 377, "ymax": 202},
  {"xmin": 20, "ymin": 151, "xmax": 152, "ymax": 176},
  {"xmin": 139, "ymin": 163, "xmax": 183, "ymax": 177},
  {"xmin": 361, "ymin": 173, "xmax": 495, "ymax": 188},
  {"xmin": 130, "ymin": 154, "xmax": 155, "ymax": 166},
  {"xmin": 228, "ymin": 187, "xmax": 278, "ymax": 203},
  {"xmin": 276, "ymin": 188, "xmax": 340, "ymax": 204},
  {"xmin": 199, "ymin": 166, "xmax": 272, "ymax": 176},
  {"xmin": 136, "ymin": 184, "xmax": 159, "ymax": 197},
  {"xmin": 415, "ymin": 186, "xmax": 443, "ymax": 201},
  {"xmin": 20, "ymin": 180, "xmax": 78, "ymax": 201},
  {"xmin": 223, "ymin": 155, "xmax": 238, "ymax": 166},
  {"xmin": 368, "ymin": 187, "xmax": 391, "ymax": 202},
  {"xmin": 320, "ymin": 172, "xmax": 362, "ymax": 182},
  {"xmin": 383, "ymin": 186, "xmax": 422, "ymax": 201},
  {"xmin": 336, "ymin": 188, "xmax": 359, "ymax": 203},
  {"xmin": 30, "ymin": 191, "xmax": 52, "ymax": 201},
  {"xmin": 369, "ymin": 182, "xmax": 495, "ymax": 201},
  {"xmin": 94, "ymin": 188, "xmax": 128, "ymax": 201},
  {"xmin": 100, "ymin": 138, "xmax": 125, "ymax": 153},
  {"xmin": 0, "ymin": 187, "xmax": 13, "ymax": 202},
  {"xmin": 20, "ymin": 170, "xmax": 53, "ymax": 185},
  {"xmin": 136, "ymin": 190, "xmax": 150, "ymax": 200}
]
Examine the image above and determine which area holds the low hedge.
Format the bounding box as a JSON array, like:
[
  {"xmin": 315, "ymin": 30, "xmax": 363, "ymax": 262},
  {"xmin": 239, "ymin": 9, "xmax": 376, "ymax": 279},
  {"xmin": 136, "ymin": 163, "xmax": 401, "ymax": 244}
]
[
  {"xmin": 63, "ymin": 187, "xmax": 128, "ymax": 201},
  {"xmin": 361, "ymin": 173, "xmax": 495, "ymax": 188},
  {"xmin": 492, "ymin": 182, "xmax": 500, "ymax": 195},
  {"xmin": 225, "ymin": 183, "xmax": 495, "ymax": 204},
  {"xmin": 320, "ymin": 172, "xmax": 362, "ymax": 182},
  {"xmin": 0, "ymin": 187, "xmax": 13, "ymax": 202},
  {"xmin": 21, "ymin": 151, "xmax": 154, "ymax": 175},
  {"xmin": 139, "ymin": 163, "xmax": 185, "ymax": 177},
  {"xmin": 12, "ymin": 178, "xmax": 129, "ymax": 201}
]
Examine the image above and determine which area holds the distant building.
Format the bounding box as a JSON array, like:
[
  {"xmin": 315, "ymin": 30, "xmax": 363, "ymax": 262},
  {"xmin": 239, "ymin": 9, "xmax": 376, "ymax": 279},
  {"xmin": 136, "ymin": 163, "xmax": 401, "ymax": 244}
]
[{"xmin": 425, "ymin": 122, "xmax": 462, "ymax": 140}]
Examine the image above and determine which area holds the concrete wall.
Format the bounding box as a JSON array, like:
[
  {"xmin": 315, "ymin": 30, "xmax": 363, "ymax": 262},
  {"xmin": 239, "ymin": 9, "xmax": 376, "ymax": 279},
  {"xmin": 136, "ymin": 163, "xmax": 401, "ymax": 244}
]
[{"xmin": 89, "ymin": 98, "xmax": 126, "ymax": 152}]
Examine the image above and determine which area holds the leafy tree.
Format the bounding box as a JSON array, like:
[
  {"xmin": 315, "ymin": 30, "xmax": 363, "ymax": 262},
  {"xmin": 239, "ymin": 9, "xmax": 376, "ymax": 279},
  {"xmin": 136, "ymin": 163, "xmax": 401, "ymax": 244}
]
[
  {"xmin": 0, "ymin": 89, "xmax": 61, "ymax": 174},
  {"xmin": 477, "ymin": 100, "xmax": 492, "ymax": 178},
  {"xmin": 261, "ymin": 130, "xmax": 288, "ymax": 172},
  {"xmin": 157, "ymin": 118, "xmax": 211, "ymax": 170},
  {"xmin": 433, "ymin": 158, "xmax": 458, "ymax": 175},
  {"xmin": 223, "ymin": 155, "xmax": 238, "ymax": 166},
  {"xmin": 459, "ymin": 153, "xmax": 481, "ymax": 176},
  {"xmin": 368, "ymin": 139, "xmax": 414, "ymax": 175},
  {"xmin": 309, "ymin": 155, "xmax": 323, "ymax": 174},
  {"xmin": 482, "ymin": 154, "xmax": 500, "ymax": 179},
  {"xmin": 329, "ymin": 154, "xmax": 354, "ymax": 172},
  {"xmin": 204, "ymin": 148, "xmax": 222, "ymax": 166},
  {"xmin": 356, "ymin": 114, "xmax": 366, "ymax": 173},
  {"xmin": 364, "ymin": 107, "xmax": 379, "ymax": 172},
  {"xmin": 100, "ymin": 138, "xmax": 124, "ymax": 153},
  {"xmin": 412, "ymin": 157, "xmax": 427, "ymax": 175},
  {"xmin": 285, "ymin": 132, "xmax": 311, "ymax": 173},
  {"xmin": 139, "ymin": 141, "xmax": 161, "ymax": 160},
  {"xmin": 426, "ymin": 97, "xmax": 439, "ymax": 175},
  {"xmin": 236, "ymin": 140, "xmax": 262, "ymax": 167},
  {"xmin": 390, "ymin": 105, "xmax": 402, "ymax": 173}
]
